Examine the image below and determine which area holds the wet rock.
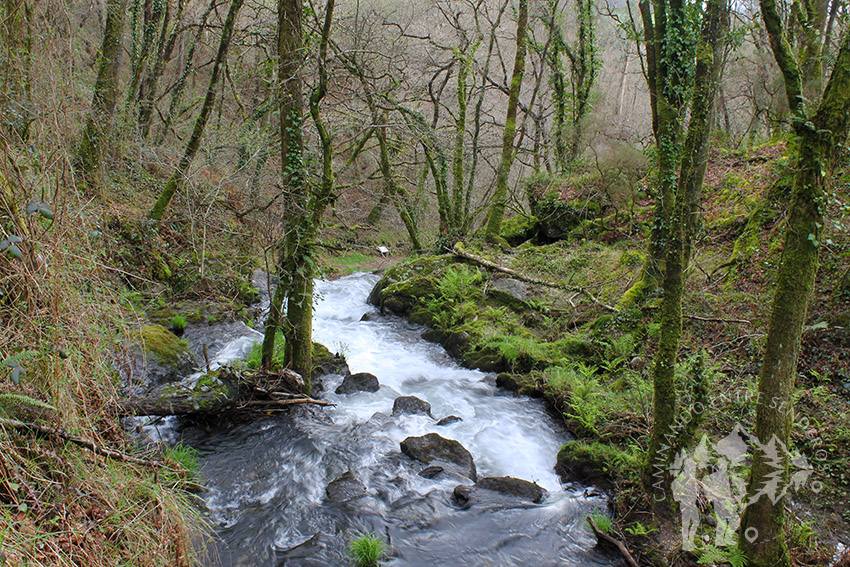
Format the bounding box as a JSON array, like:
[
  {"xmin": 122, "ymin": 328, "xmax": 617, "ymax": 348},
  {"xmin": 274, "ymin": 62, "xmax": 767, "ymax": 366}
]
[
  {"xmin": 400, "ymin": 433, "xmax": 476, "ymax": 481},
  {"xmin": 453, "ymin": 484, "xmax": 474, "ymax": 506},
  {"xmin": 392, "ymin": 396, "xmax": 432, "ymax": 417},
  {"xmin": 495, "ymin": 373, "xmax": 520, "ymax": 392},
  {"xmin": 436, "ymin": 415, "xmax": 462, "ymax": 426},
  {"xmin": 312, "ymin": 342, "xmax": 350, "ymax": 378},
  {"xmin": 275, "ymin": 532, "xmax": 335, "ymax": 565},
  {"xmin": 418, "ymin": 464, "xmax": 444, "ymax": 479},
  {"xmin": 120, "ymin": 324, "xmax": 195, "ymax": 390},
  {"xmin": 475, "ymin": 476, "xmax": 546, "ymax": 503},
  {"xmin": 360, "ymin": 311, "xmax": 381, "ymax": 322},
  {"xmin": 335, "ymin": 372, "xmax": 379, "ymax": 394},
  {"xmin": 325, "ymin": 471, "xmax": 367, "ymax": 503},
  {"xmin": 453, "ymin": 477, "xmax": 546, "ymax": 506}
]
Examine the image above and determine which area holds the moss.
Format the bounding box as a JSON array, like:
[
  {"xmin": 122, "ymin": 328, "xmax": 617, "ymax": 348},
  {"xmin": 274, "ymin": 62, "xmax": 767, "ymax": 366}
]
[
  {"xmin": 139, "ymin": 324, "xmax": 189, "ymax": 366},
  {"xmin": 556, "ymin": 440, "xmax": 640, "ymax": 485}
]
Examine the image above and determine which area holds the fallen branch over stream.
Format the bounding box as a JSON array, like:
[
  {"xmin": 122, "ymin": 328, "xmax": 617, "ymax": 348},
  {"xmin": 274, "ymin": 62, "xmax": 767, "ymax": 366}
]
[
  {"xmin": 0, "ymin": 416, "xmax": 165, "ymax": 467},
  {"xmin": 118, "ymin": 368, "xmax": 334, "ymax": 418},
  {"xmin": 452, "ymin": 243, "xmax": 620, "ymax": 313},
  {"xmin": 586, "ymin": 516, "xmax": 640, "ymax": 567}
]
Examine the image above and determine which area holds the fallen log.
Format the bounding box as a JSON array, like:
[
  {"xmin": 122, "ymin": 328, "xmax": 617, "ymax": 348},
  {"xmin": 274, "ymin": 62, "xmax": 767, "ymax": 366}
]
[
  {"xmin": 118, "ymin": 367, "xmax": 333, "ymax": 417},
  {"xmin": 452, "ymin": 242, "xmax": 620, "ymax": 313}
]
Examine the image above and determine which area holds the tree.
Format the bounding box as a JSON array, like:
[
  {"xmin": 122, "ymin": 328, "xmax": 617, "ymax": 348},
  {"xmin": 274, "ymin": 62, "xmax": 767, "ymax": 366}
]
[
  {"xmin": 639, "ymin": 0, "xmax": 730, "ymax": 491},
  {"xmin": 149, "ymin": 0, "xmax": 245, "ymax": 220},
  {"xmin": 76, "ymin": 0, "xmax": 129, "ymax": 181},
  {"xmin": 740, "ymin": 2, "xmax": 850, "ymax": 565},
  {"xmin": 0, "ymin": 0, "xmax": 33, "ymax": 141},
  {"xmin": 261, "ymin": 0, "xmax": 338, "ymax": 380},
  {"xmin": 485, "ymin": 0, "xmax": 529, "ymax": 241}
]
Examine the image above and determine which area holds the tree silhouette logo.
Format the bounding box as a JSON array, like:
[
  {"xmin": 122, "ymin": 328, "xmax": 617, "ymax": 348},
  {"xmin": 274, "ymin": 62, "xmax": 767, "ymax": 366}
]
[{"xmin": 670, "ymin": 423, "xmax": 819, "ymax": 550}]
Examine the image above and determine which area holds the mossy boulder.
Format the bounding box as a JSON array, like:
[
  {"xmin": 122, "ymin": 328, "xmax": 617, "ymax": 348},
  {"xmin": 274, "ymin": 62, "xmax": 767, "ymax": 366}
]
[
  {"xmin": 368, "ymin": 255, "xmax": 455, "ymax": 315},
  {"xmin": 556, "ymin": 440, "xmax": 639, "ymax": 488},
  {"xmin": 123, "ymin": 324, "xmax": 195, "ymax": 388},
  {"xmin": 140, "ymin": 324, "xmax": 190, "ymax": 366}
]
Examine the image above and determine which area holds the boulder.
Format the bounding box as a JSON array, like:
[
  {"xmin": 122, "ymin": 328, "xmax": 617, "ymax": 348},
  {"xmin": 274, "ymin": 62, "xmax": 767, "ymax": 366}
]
[
  {"xmin": 436, "ymin": 415, "xmax": 462, "ymax": 426},
  {"xmin": 121, "ymin": 324, "xmax": 195, "ymax": 390},
  {"xmin": 487, "ymin": 278, "xmax": 531, "ymax": 310},
  {"xmin": 475, "ymin": 476, "xmax": 546, "ymax": 503},
  {"xmin": 400, "ymin": 433, "xmax": 476, "ymax": 481},
  {"xmin": 335, "ymin": 372, "xmax": 379, "ymax": 394},
  {"xmin": 360, "ymin": 311, "xmax": 382, "ymax": 322},
  {"xmin": 392, "ymin": 396, "xmax": 432, "ymax": 417},
  {"xmin": 453, "ymin": 476, "xmax": 546, "ymax": 505},
  {"xmin": 325, "ymin": 471, "xmax": 367, "ymax": 503}
]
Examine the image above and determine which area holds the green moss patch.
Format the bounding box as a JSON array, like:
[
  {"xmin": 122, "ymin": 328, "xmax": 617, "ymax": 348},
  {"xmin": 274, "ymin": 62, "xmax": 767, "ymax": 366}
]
[{"xmin": 139, "ymin": 324, "xmax": 189, "ymax": 366}]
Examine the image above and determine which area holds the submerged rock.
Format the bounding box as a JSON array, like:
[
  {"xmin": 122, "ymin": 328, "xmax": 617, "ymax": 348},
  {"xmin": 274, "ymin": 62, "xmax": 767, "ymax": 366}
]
[
  {"xmin": 436, "ymin": 415, "xmax": 462, "ymax": 426},
  {"xmin": 392, "ymin": 396, "xmax": 432, "ymax": 417},
  {"xmin": 453, "ymin": 476, "xmax": 546, "ymax": 505},
  {"xmin": 400, "ymin": 433, "xmax": 476, "ymax": 480},
  {"xmin": 360, "ymin": 311, "xmax": 381, "ymax": 322},
  {"xmin": 335, "ymin": 372, "xmax": 379, "ymax": 394},
  {"xmin": 325, "ymin": 471, "xmax": 367, "ymax": 503}
]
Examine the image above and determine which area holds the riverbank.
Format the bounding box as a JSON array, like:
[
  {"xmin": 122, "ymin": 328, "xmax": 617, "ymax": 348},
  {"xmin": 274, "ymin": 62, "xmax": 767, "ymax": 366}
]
[{"xmin": 367, "ymin": 233, "xmax": 850, "ymax": 565}]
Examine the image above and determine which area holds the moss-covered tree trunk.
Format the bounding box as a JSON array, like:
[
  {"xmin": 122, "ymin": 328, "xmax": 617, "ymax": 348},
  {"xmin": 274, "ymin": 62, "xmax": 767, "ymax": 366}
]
[
  {"xmin": 149, "ymin": 0, "xmax": 244, "ymax": 220},
  {"xmin": 76, "ymin": 0, "xmax": 128, "ymax": 181},
  {"xmin": 484, "ymin": 0, "xmax": 528, "ymax": 241},
  {"xmin": 1, "ymin": 0, "xmax": 33, "ymax": 141},
  {"xmin": 261, "ymin": 0, "xmax": 308, "ymax": 377},
  {"xmin": 740, "ymin": 4, "xmax": 850, "ymax": 566},
  {"xmin": 643, "ymin": 0, "xmax": 729, "ymax": 491}
]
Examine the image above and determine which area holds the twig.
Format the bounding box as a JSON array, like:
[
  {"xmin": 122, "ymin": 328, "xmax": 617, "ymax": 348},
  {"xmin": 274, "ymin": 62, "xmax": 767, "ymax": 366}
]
[
  {"xmin": 238, "ymin": 397, "xmax": 335, "ymax": 408},
  {"xmin": 683, "ymin": 314, "xmax": 751, "ymax": 325},
  {"xmin": 452, "ymin": 243, "xmax": 620, "ymax": 313},
  {"xmin": 0, "ymin": 417, "xmax": 165, "ymax": 467},
  {"xmin": 586, "ymin": 516, "xmax": 640, "ymax": 567}
]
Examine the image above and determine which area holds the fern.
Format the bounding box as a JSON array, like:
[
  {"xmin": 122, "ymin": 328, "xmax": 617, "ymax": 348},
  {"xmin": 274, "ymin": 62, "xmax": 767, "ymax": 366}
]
[
  {"xmin": 0, "ymin": 393, "xmax": 56, "ymax": 416},
  {"xmin": 697, "ymin": 543, "xmax": 747, "ymax": 567}
]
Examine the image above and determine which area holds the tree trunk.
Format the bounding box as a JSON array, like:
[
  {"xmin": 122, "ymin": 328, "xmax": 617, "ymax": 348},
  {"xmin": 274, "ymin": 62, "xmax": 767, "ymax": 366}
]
[
  {"xmin": 1, "ymin": 0, "xmax": 33, "ymax": 141},
  {"xmin": 740, "ymin": 11, "xmax": 850, "ymax": 566},
  {"xmin": 261, "ymin": 0, "xmax": 307, "ymax": 375},
  {"xmin": 149, "ymin": 0, "xmax": 244, "ymax": 220},
  {"xmin": 485, "ymin": 0, "xmax": 528, "ymax": 241},
  {"xmin": 76, "ymin": 0, "xmax": 129, "ymax": 181},
  {"xmin": 644, "ymin": 0, "xmax": 729, "ymax": 492}
]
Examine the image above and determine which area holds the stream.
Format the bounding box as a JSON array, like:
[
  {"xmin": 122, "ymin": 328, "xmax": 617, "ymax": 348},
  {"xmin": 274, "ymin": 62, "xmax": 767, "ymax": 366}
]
[{"xmin": 169, "ymin": 272, "xmax": 618, "ymax": 567}]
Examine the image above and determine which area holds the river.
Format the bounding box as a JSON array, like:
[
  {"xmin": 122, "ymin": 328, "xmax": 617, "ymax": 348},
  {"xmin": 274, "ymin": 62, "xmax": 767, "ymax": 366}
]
[{"xmin": 172, "ymin": 272, "xmax": 617, "ymax": 566}]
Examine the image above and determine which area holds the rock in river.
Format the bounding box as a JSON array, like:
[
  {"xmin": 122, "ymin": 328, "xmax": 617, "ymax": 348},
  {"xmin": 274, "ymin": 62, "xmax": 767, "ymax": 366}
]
[
  {"xmin": 392, "ymin": 395, "xmax": 432, "ymax": 417},
  {"xmin": 325, "ymin": 471, "xmax": 367, "ymax": 503},
  {"xmin": 400, "ymin": 433, "xmax": 476, "ymax": 481},
  {"xmin": 335, "ymin": 372, "xmax": 379, "ymax": 394},
  {"xmin": 453, "ymin": 476, "xmax": 546, "ymax": 505}
]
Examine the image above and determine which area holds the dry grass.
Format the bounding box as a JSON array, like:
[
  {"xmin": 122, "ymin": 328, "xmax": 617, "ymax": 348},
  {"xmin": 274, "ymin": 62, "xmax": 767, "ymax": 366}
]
[{"xmin": 0, "ymin": 140, "xmax": 208, "ymax": 565}]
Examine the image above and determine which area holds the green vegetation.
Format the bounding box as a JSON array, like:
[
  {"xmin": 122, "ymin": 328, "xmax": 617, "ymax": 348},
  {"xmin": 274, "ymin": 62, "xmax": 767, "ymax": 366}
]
[
  {"xmin": 348, "ymin": 532, "xmax": 387, "ymax": 567},
  {"xmin": 587, "ymin": 511, "xmax": 613, "ymax": 534},
  {"xmin": 171, "ymin": 314, "xmax": 188, "ymax": 336},
  {"xmin": 139, "ymin": 324, "xmax": 190, "ymax": 366}
]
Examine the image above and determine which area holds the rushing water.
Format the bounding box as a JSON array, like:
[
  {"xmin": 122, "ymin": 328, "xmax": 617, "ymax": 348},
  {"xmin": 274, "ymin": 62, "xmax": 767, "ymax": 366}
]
[{"xmin": 174, "ymin": 272, "xmax": 617, "ymax": 567}]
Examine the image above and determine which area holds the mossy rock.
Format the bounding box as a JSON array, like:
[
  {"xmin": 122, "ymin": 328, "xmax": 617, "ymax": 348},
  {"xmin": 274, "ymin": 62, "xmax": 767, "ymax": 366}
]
[
  {"xmin": 463, "ymin": 346, "xmax": 506, "ymax": 373},
  {"xmin": 139, "ymin": 324, "xmax": 190, "ymax": 366},
  {"xmin": 368, "ymin": 255, "xmax": 456, "ymax": 311},
  {"xmin": 556, "ymin": 440, "xmax": 639, "ymax": 488},
  {"xmin": 312, "ymin": 342, "xmax": 349, "ymax": 377}
]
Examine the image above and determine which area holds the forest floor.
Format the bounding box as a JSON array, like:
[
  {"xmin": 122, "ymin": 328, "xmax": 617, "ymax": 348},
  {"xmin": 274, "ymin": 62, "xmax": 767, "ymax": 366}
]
[{"xmin": 366, "ymin": 141, "xmax": 850, "ymax": 566}]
